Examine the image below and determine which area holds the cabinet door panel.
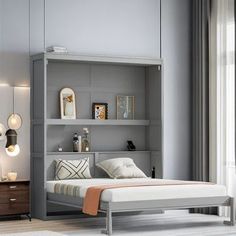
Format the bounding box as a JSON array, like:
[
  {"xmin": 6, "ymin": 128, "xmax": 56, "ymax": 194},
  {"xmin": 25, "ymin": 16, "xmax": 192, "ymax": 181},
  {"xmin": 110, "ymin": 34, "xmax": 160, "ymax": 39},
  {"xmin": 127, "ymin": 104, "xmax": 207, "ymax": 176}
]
[
  {"xmin": 0, "ymin": 203, "xmax": 29, "ymax": 215},
  {"xmin": 0, "ymin": 183, "xmax": 29, "ymax": 192},
  {"xmin": 0, "ymin": 191, "xmax": 29, "ymax": 204}
]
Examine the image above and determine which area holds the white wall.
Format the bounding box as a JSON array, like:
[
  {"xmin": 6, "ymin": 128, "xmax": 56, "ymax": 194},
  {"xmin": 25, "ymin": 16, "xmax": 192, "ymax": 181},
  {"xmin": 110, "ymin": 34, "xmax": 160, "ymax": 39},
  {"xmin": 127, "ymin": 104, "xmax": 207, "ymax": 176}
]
[{"xmin": 161, "ymin": 0, "xmax": 191, "ymax": 180}]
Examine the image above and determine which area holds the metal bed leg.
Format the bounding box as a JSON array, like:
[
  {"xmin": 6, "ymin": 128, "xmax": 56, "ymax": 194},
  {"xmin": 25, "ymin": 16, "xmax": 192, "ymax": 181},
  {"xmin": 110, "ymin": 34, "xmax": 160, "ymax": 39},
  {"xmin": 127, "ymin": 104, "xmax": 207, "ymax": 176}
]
[
  {"xmin": 224, "ymin": 197, "xmax": 235, "ymax": 226},
  {"xmin": 101, "ymin": 209, "xmax": 112, "ymax": 235}
]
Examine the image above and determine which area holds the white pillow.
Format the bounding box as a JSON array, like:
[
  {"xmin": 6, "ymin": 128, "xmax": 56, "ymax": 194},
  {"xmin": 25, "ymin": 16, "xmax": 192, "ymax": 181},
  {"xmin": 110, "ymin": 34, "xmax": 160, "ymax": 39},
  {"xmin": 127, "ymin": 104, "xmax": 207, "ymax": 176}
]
[
  {"xmin": 55, "ymin": 158, "xmax": 92, "ymax": 180},
  {"xmin": 96, "ymin": 157, "xmax": 147, "ymax": 179}
]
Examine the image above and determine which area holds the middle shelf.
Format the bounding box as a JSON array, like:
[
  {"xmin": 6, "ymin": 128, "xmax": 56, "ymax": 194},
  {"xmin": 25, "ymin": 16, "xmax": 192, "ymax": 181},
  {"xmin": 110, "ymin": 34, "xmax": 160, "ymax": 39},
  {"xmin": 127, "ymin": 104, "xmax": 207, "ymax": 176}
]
[
  {"xmin": 46, "ymin": 150, "xmax": 152, "ymax": 155},
  {"xmin": 46, "ymin": 119, "xmax": 150, "ymax": 126}
]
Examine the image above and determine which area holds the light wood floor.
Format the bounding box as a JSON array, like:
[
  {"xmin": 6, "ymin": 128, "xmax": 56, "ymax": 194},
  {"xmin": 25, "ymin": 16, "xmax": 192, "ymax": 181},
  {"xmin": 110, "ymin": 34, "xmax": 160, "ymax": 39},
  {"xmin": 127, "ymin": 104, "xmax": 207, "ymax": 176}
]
[{"xmin": 0, "ymin": 211, "xmax": 236, "ymax": 235}]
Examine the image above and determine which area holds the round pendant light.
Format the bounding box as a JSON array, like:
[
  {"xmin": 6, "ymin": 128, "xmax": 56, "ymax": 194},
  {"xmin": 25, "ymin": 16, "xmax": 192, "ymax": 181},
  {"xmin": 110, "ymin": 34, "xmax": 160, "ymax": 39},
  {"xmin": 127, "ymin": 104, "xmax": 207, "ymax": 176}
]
[
  {"xmin": 0, "ymin": 123, "xmax": 6, "ymax": 141},
  {"xmin": 7, "ymin": 87, "xmax": 22, "ymax": 130},
  {"xmin": 7, "ymin": 113, "xmax": 22, "ymax": 130}
]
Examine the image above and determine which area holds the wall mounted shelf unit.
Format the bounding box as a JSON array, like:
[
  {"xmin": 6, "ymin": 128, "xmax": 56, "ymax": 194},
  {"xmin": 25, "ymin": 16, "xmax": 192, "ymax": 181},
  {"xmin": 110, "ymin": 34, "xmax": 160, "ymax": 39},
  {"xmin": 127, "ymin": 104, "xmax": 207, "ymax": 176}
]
[{"xmin": 31, "ymin": 52, "xmax": 163, "ymax": 219}]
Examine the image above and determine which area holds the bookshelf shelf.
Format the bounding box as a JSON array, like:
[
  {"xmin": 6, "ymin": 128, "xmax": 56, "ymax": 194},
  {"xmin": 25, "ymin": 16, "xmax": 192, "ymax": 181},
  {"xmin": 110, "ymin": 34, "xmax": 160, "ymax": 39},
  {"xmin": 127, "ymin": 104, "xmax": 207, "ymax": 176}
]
[
  {"xmin": 46, "ymin": 119, "xmax": 150, "ymax": 126},
  {"xmin": 46, "ymin": 150, "xmax": 151, "ymax": 155}
]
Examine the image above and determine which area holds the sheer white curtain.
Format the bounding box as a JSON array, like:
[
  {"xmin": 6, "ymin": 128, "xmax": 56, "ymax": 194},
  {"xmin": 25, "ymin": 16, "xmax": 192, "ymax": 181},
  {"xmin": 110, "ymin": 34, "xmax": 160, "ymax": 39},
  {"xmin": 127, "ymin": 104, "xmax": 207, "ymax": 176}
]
[{"xmin": 209, "ymin": 0, "xmax": 235, "ymax": 216}]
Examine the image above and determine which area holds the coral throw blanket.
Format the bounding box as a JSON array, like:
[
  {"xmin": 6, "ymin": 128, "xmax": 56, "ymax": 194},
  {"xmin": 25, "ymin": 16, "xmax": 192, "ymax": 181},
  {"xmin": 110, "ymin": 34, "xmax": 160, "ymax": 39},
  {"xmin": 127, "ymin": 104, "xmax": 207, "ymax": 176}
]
[{"xmin": 82, "ymin": 179, "xmax": 212, "ymax": 216}]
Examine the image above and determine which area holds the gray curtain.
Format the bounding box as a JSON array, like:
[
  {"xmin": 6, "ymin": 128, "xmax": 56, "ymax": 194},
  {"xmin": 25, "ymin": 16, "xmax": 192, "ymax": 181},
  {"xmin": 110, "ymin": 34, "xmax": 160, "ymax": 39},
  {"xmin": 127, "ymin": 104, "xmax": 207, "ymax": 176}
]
[{"xmin": 192, "ymin": 0, "xmax": 216, "ymax": 215}]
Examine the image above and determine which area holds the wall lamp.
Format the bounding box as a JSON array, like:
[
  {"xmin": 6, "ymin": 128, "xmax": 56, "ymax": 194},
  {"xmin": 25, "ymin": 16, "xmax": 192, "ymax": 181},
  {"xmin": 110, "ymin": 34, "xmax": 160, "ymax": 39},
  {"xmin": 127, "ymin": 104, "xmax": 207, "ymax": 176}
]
[
  {"xmin": 5, "ymin": 87, "xmax": 22, "ymax": 157},
  {"xmin": 0, "ymin": 87, "xmax": 22, "ymax": 157},
  {"xmin": 5, "ymin": 129, "xmax": 20, "ymax": 157}
]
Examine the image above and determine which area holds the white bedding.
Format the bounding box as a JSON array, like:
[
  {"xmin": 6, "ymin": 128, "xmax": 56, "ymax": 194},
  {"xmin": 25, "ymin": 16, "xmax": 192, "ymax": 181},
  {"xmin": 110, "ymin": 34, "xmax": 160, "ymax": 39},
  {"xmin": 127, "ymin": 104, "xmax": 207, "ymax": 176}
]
[{"xmin": 47, "ymin": 178, "xmax": 227, "ymax": 203}]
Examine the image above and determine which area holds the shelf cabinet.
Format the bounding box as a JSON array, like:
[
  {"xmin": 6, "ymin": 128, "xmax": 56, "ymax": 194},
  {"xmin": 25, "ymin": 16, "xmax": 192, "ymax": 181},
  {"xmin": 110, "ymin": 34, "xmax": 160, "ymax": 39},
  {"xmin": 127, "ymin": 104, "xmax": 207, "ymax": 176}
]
[{"xmin": 31, "ymin": 53, "xmax": 163, "ymax": 219}]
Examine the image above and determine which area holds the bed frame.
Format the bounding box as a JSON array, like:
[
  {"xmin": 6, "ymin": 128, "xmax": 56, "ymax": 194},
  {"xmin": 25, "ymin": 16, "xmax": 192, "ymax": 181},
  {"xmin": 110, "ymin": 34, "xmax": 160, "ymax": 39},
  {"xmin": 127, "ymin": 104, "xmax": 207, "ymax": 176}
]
[
  {"xmin": 44, "ymin": 153, "xmax": 235, "ymax": 235},
  {"xmin": 43, "ymin": 152, "xmax": 235, "ymax": 235},
  {"xmin": 100, "ymin": 196, "xmax": 235, "ymax": 235},
  {"xmin": 47, "ymin": 192, "xmax": 235, "ymax": 235}
]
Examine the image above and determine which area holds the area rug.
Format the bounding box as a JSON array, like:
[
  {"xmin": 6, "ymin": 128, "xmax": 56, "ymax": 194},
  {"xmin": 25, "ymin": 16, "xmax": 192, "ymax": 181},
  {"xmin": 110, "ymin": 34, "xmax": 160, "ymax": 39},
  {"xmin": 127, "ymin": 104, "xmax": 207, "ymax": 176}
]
[{"xmin": 0, "ymin": 231, "xmax": 64, "ymax": 236}]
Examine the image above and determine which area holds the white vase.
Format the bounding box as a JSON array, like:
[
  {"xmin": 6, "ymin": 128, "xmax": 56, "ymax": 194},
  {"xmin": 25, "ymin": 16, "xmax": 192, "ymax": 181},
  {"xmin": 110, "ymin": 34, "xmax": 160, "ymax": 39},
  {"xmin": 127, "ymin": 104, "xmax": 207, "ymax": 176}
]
[{"xmin": 65, "ymin": 102, "xmax": 74, "ymax": 117}]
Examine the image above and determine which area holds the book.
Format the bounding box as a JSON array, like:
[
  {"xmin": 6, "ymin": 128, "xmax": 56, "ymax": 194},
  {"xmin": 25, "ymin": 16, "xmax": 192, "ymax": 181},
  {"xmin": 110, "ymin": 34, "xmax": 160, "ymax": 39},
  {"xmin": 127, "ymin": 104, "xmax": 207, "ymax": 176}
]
[{"xmin": 46, "ymin": 46, "xmax": 68, "ymax": 53}]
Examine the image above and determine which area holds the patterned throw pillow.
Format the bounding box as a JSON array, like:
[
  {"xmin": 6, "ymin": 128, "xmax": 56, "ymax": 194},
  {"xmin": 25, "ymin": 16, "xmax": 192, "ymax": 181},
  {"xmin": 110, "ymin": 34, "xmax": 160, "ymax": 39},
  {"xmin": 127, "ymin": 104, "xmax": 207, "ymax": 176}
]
[
  {"xmin": 55, "ymin": 158, "xmax": 92, "ymax": 180},
  {"xmin": 96, "ymin": 157, "xmax": 147, "ymax": 179}
]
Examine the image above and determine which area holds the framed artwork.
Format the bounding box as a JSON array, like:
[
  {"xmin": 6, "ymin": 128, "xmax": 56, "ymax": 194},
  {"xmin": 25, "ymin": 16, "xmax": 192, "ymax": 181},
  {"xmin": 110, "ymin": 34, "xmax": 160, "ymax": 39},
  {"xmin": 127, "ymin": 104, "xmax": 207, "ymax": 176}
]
[
  {"xmin": 92, "ymin": 103, "xmax": 108, "ymax": 120},
  {"xmin": 117, "ymin": 95, "xmax": 134, "ymax": 120},
  {"xmin": 60, "ymin": 88, "xmax": 76, "ymax": 119}
]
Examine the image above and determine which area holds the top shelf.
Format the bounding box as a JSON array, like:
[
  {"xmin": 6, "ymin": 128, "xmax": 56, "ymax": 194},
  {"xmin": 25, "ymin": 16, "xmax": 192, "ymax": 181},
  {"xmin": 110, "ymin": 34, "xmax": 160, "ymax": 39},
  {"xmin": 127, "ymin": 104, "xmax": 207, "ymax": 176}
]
[
  {"xmin": 31, "ymin": 53, "xmax": 163, "ymax": 66},
  {"xmin": 46, "ymin": 119, "xmax": 150, "ymax": 126}
]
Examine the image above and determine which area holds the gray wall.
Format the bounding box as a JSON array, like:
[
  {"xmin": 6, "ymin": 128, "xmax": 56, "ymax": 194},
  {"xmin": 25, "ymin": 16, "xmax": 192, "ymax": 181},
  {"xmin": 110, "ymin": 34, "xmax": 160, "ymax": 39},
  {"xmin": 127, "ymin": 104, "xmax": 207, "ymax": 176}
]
[
  {"xmin": 0, "ymin": 0, "xmax": 191, "ymax": 180},
  {"xmin": 45, "ymin": 0, "xmax": 160, "ymax": 57},
  {"xmin": 0, "ymin": 0, "xmax": 29, "ymax": 86},
  {"xmin": 0, "ymin": 0, "xmax": 161, "ymax": 85},
  {"xmin": 30, "ymin": 0, "xmax": 161, "ymax": 57},
  {"xmin": 161, "ymin": 0, "xmax": 191, "ymax": 180}
]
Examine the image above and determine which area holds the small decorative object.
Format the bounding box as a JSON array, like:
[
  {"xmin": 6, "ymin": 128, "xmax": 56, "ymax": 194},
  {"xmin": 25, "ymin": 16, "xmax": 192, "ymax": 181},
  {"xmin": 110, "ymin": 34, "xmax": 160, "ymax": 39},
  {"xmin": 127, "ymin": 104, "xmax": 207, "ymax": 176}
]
[
  {"xmin": 92, "ymin": 103, "xmax": 108, "ymax": 120},
  {"xmin": 46, "ymin": 46, "xmax": 68, "ymax": 53},
  {"xmin": 127, "ymin": 140, "xmax": 136, "ymax": 151},
  {"xmin": 82, "ymin": 128, "xmax": 90, "ymax": 152},
  {"xmin": 60, "ymin": 88, "xmax": 76, "ymax": 119},
  {"xmin": 73, "ymin": 133, "xmax": 82, "ymax": 152},
  {"xmin": 7, "ymin": 172, "xmax": 17, "ymax": 181},
  {"xmin": 117, "ymin": 95, "xmax": 134, "ymax": 120},
  {"xmin": 1, "ymin": 176, "xmax": 8, "ymax": 181},
  {"xmin": 58, "ymin": 145, "xmax": 63, "ymax": 152},
  {"xmin": 0, "ymin": 123, "xmax": 6, "ymax": 141},
  {"xmin": 5, "ymin": 129, "xmax": 20, "ymax": 157},
  {"xmin": 152, "ymin": 166, "xmax": 156, "ymax": 178}
]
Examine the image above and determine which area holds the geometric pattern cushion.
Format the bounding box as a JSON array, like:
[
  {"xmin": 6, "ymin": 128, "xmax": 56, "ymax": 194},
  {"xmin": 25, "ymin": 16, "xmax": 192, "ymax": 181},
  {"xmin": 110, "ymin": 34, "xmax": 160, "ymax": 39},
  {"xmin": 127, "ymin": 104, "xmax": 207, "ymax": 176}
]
[{"xmin": 55, "ymin": 158, "xmax": 92, "ymax": 180}]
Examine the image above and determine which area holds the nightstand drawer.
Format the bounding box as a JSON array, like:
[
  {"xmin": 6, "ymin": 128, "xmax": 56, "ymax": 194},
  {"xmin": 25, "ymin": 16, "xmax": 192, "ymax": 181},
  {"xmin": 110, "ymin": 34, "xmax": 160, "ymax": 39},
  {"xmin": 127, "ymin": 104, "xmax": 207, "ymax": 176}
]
[
  {"xmin": 0, "ymin": 203, "xmax": 29, "ymax": 216},
  {"xmin": 0, "ymin": 190, "xmax": 29, "ymax": 204},
  {"xmin": 0, "ymin": 183, "xmax": 29, "ymax": 192}
]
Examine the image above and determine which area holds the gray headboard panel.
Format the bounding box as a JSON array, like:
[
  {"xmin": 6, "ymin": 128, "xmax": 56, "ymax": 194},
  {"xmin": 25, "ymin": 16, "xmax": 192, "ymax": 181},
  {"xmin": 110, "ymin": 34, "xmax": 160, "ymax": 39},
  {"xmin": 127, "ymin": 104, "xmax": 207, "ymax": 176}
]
[{"xmin": 46, "ymin": 151, "xmax": 151, "ymax": 180}]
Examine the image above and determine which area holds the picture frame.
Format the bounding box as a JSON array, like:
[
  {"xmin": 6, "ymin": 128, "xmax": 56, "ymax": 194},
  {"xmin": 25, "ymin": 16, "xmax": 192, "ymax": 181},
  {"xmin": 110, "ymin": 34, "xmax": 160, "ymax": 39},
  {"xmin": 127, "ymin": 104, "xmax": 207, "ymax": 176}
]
[
  {"xmin": 60, "ymin": 88, "xmax": 76, "ymax": 119},
  {"xmin": 92, "ymin": 103, "xmax": 108, "ymax": 120},
  {"xmin": 117, "ymin": 95, "xmax": 134, "ymax": 120}
]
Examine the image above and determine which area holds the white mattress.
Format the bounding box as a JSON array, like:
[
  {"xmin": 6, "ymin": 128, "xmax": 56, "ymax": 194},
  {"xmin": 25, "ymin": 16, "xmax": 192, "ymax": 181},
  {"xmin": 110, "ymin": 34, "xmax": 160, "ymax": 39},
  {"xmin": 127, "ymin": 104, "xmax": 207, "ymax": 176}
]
[{"xmin": 47, "ymin": 178, "xmax": 227, "ymax": 203}]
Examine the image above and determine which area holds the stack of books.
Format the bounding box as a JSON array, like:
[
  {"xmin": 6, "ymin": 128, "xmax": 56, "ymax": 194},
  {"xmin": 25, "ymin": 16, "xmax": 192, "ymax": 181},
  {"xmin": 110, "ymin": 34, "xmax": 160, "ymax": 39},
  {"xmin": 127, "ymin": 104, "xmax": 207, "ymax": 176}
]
[{"xmin": 46, "ymin": 46, "xmax": 68, "ymax": 53}]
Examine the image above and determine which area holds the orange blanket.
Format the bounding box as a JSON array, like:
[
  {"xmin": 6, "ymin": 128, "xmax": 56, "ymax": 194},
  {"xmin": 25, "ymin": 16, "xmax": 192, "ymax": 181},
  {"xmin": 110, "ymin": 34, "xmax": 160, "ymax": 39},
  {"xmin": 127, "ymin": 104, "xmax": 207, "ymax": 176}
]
[{"xmin": 82, "ymin": 180, "xmax": 211, "ymax": 216}]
